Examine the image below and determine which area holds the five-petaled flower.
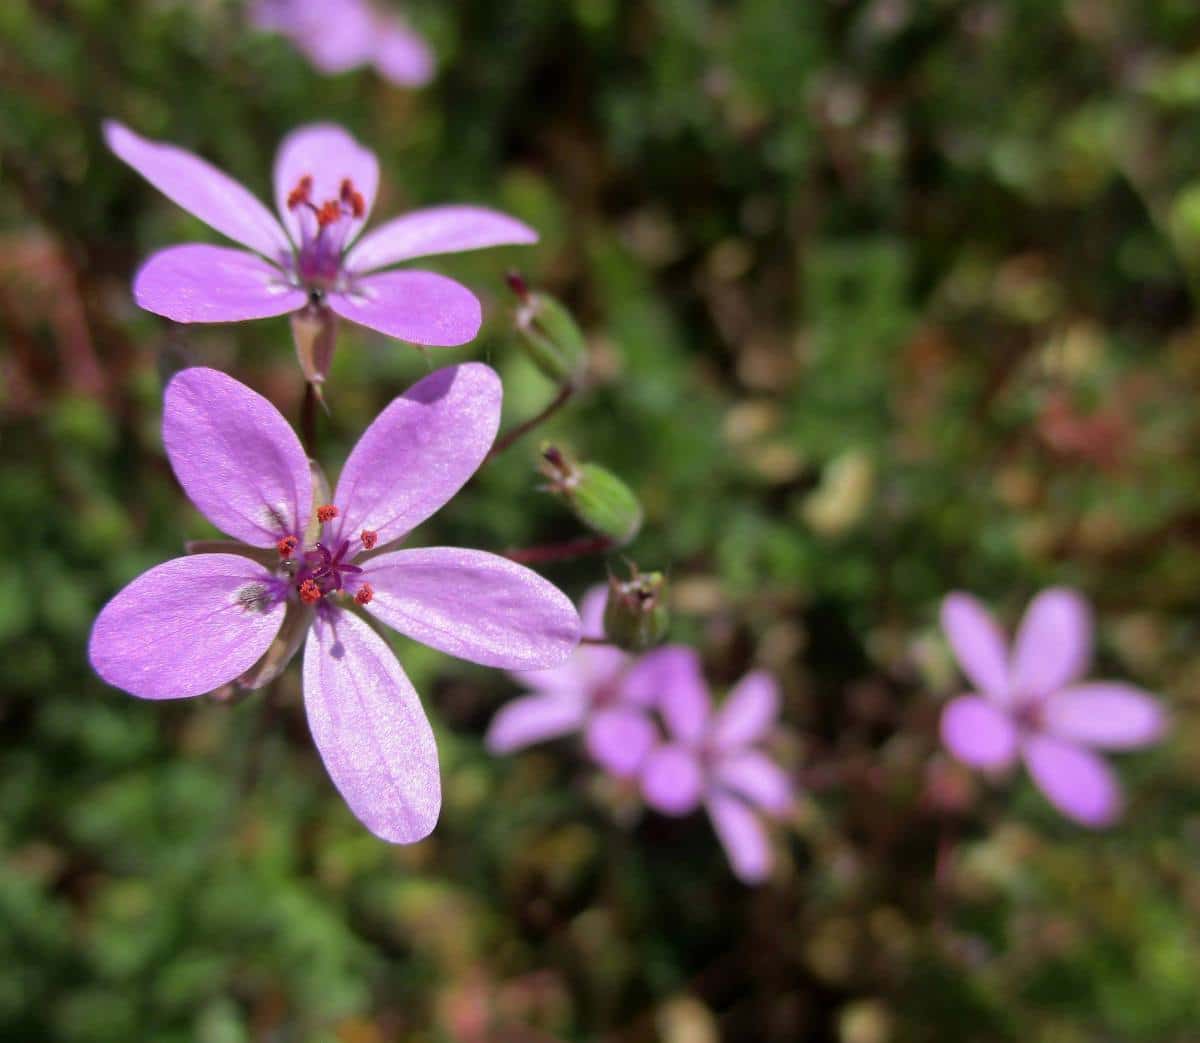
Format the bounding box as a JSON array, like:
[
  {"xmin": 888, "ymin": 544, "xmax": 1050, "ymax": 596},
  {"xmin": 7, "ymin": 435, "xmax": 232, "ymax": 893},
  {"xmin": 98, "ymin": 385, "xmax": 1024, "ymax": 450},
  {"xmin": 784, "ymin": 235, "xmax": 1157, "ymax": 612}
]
[
  {"xmin": 104, "ymin": 120, "xmax": 536, "ymax": 347},
  {"xmin": 940, "ymin": 588, "xmax": 1167, "ymax": 828},
  {"xmin": 88, "ymin": 363, "xmax": 580, "ymax": 843},
  {"xmin": 639, "ymin": 655, "xmax": 793, "ymax": 884},
  {"xmin": 486, "ymin": 586, "xmax": 666, "ymax": 779}
]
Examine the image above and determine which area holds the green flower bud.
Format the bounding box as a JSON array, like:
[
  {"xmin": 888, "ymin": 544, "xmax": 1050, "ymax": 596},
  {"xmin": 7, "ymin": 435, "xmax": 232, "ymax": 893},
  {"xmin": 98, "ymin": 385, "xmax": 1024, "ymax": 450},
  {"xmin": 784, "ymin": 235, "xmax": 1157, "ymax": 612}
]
[
  {"xmin": 540, "ymin": 445, "xmax": 642, "ymax": 545},
  {"xmin": 508, "ymin": 272, "xmax": 587, "ymax": 385},
  {"xmin": 603, "ymin": 566, "xmax": 669, "ymax": 652}
]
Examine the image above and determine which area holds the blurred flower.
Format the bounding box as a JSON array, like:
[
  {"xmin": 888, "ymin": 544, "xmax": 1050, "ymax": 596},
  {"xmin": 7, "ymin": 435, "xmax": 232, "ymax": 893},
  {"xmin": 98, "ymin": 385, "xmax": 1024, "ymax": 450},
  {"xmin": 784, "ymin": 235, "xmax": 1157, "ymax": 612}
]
[
  {"xmin": 640, "ymin": 657, "xmax": 793, "ymax": 884},
  {"xmin": 486, "ymin": 586, "xmax": 662, "ymax": 779},
  {"xmin": 104, "ymin": 121, "xmax": 535, "ymax": 349},
  {"xmin": 89, "ymin": 364, "xmax": 580, "ymax": 843},
  {"xmin": 251, "ymin": 0, "xmax": 435, "ymax": 86},
  {"xmin": 940, "ymin": 588, "xmax": 1167, "ymax": 827}
]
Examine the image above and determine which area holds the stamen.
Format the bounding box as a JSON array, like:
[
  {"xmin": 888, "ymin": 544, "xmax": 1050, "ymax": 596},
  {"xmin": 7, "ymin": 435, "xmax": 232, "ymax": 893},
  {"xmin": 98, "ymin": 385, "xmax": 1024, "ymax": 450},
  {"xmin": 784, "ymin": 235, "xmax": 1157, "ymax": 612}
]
[
  {"xmin": 277, "ymin": 535, "xmax": 299, "ymax": 558},
  {"xmin": 316, "ymin": 200, "xmax": 341, "ymax": 227},
  {"xmin": 354, "ymin": 583, "xmax": 374, "ymax": 606},
  {"xmin": 286, "ymin": 175, "xmax": 314, "ymax": 210},
  {"xmin": 360, "ymin": 529, "xmax": 378, "ymax": 550},
  {"xmin": 298, "ymin": 578, "xmax": 323, "ymax": 605},
  {"xmin": 316, "ymin": 504, "xmax": 339, "ymax": 523},
  {"xmin": 340, "ymin": 179, "xmax": 365, "ymax": 219}
]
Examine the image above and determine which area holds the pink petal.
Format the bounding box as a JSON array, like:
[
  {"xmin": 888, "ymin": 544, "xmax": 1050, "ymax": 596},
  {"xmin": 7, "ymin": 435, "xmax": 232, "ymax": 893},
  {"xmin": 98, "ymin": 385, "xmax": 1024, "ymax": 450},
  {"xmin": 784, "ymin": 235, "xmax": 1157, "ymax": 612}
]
[
  {"xmin": 623, "ymin": 645, "xmax": 710, "ymax": 740},
  {"xmin": 709, "ymin": 670, "xmax": 780, "ymax": 752},
  {"xmin": 706, "ymin": 793, "xmax": 772, "ymax": 884},
  {"xmin": 940, "ymin": 592, "xmax": 1011, "ymax": 703},
  {"xmin": 940, "ymin": 695, "xmax": 1019, "ymax": 770},
  {"xmin": 347, "ymin": 205, "xmax": 536, "ymax": 274},
  {"xmin": 133, "ymin": 244, "xmax": 305, "ymax": 323},
  {"xmin": 329, "ymin": 270, "xmax": 481, "ymax": 346},
  {"xmin": 714, "ymin": 750, "xmax": 793, "ymax": 815},
  {"xmin": 585, "ymin": 707, "xmax": 657, "ymax": 779},
  {"xmin": 163, "ymin": 367, "xmax": 312, "ymax": 548},
  {"xmin": 104, "ymin": 121, "xmax": 290, "ymax": 260},
  {"xmin": 1022, "ymin": 734, "xmax": 1122, "ymax": 828},
  {"xmin": 579, "ymin": 585, "xmax": 609, "ymax": 640},
  {"xmin": 263, "ymin": 0, "xmax": 375, "ymax": 73},
  {"xmin": 331, "ymin": 362, "xmax": 500, "ymax": 547},
  {"xmin": 640, "ymin": 744, "xmax": 704, "ymax": 815},
  {"xmin": 89, "ymin": 554, "xmax": 285, "ymax": 700},
  {"xmin": 1011, "ymin": 588, "xmax": 1093, "ymax": 699},
  {"xmin": 1042, "ymin": 683, "xmax": 1167, "ymax": 750},
  {"xmin": 273, "ymin": 123, "xmax": 379, "ymax": 247},
  {"xmin": 485, "ymin": 691, "xmax": 587, "ymax": 754},
  {"xmin": 363, "ymin": 547, "xmax": 581, "ymax": 670},
  {"xmin": 303, "ymin": 608, "xmax": 440, "ymax": 843},
  {"xmin": 372, "ymin": 20, "xmax": 435, "ymax": 86}
]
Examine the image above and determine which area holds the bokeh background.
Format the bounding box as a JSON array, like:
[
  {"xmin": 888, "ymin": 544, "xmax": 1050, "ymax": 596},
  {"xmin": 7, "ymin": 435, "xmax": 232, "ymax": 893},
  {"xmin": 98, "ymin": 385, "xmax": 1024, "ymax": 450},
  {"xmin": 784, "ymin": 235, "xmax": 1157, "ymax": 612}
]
[{"xmin": 4, "ymin": 1, "xmax": 1200, "ymax": 1040}]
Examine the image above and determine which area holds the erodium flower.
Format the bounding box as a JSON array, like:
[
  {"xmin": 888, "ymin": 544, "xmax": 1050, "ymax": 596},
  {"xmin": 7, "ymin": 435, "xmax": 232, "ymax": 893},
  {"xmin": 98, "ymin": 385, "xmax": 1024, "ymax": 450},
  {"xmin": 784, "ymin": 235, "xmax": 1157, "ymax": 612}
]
[
  {"xmin": 940, "ymin": 588, "xmax": 1167, "ymax": 828},
  {"xmin": 485, "ymin": 586, "xmax": 665, "ymax": 779},
  {"xmin": 251, "ymin": 0, "xmax": 435, "ymax": 86},
  {"xmin": 88, "ymin": 363, "xmax": 580, "ymax": 843},
  {"xmin": 639, "ymin": 655, "xmax": 793, "ymax": 884},
  {"xmin": 103, "ymin": 121, "xmax": 534, "ymax": 347}
]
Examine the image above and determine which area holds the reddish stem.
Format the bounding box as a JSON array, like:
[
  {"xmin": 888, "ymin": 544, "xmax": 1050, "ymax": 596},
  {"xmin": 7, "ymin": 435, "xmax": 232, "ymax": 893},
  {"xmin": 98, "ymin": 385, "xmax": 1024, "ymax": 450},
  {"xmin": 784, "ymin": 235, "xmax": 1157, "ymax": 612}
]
[{"xmin": 505, "ymin": 534, "xmax": 614, "ymax": 565}]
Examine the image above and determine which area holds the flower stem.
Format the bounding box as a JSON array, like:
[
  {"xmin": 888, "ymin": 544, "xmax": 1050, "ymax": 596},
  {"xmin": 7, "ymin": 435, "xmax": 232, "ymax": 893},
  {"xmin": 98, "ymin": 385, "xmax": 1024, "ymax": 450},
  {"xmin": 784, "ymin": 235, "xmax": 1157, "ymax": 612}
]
[
  {"xmin": 504, "ymin": 534, "xmax": 614, "ymax": 565},
  {"xmin": 487, "ymin": 383, "xmax": 573, "ymax": 460},
  {"xmin": 300, "ymin": 382, "xmax": 319, "ymax": 457}
]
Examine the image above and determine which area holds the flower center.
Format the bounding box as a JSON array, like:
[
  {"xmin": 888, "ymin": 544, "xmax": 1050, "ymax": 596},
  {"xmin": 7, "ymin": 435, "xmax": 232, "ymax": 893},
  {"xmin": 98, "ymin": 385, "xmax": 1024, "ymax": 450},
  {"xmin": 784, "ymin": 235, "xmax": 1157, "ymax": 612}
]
[
  {"xmin": 286, "ymin": 174, "xmax": 365, "ymax": 291},
  {"xmin": 274, "ymin": 505, "xmax": 378, "ymax": 606}
]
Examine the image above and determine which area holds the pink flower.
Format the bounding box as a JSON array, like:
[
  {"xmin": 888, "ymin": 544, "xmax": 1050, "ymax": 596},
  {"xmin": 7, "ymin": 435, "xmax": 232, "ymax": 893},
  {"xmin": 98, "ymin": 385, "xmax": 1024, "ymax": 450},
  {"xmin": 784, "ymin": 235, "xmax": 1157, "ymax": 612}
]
[
  {"xmin": 485, "ymin": 586, "xmax": 666, "ymax": 779},
  {"xmin": 88, "ymin": 364, "xmax": 580, "ymax": 843},
  {"xmin": 640, "ymin": 656, "xmax": 793, "ymax": 884},
  {"xmin": 940, "ymin": 588, "xmax": 1167, "ymax": 828},
  {"xmin": 251, "ymin": 0, "xmax": 435, "ymax": 86},
  {"xmin": 104, "ymin": 121, "xmax": 535, "ymax": 346}
]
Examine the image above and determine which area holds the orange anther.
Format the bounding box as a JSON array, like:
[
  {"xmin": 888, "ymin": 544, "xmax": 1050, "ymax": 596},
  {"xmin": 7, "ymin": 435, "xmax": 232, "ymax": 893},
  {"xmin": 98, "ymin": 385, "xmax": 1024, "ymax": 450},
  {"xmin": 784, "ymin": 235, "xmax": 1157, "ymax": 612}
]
[
  {"xmin": 298, "ymin": 578, "xmax": 323, "ymax": 605},
  {"xmin": 316, "ymin": 504, "xmax": 339, "ymax": 523},
  {"xmin": 354, "ymin": 583, "xmax": 374, "ymax": 606},
  {"xmin": 316, "ymin": 200, "xmax": 341, "ymax": 227},
  {"xmin": 360, "ymin": 529, "xmax": 378, "ymax": 550},
  {"xmin": 287, "ymin": 175, "xmax": 313, "ymax": 209},
  {"xmin": 277, "ymin": 535, "xmax": 299, "ymax": 557}
]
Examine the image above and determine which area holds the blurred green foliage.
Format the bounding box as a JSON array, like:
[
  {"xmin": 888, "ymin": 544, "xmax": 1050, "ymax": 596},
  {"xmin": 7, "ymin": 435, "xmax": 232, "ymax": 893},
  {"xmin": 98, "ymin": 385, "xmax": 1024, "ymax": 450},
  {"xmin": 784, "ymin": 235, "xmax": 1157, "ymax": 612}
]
[{"xmin": 3, "ymin": 0, "xmax": 1200, "ymax": 1040}]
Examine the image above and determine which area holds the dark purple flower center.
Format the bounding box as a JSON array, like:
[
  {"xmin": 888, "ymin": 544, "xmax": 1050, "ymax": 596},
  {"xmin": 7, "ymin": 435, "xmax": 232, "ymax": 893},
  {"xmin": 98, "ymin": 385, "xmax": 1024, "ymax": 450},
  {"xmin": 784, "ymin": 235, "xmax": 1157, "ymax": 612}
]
[
  {"xmin": 285, "ymin": 174, "xmax": 365, "ymax": 291},
  {"xmin": 276, "ymin": 505, "xmax": 378, "ymax": 606},
  {"xmin": 1012, "ymin": 698, "xmax": 1045, "ymax": 735}
]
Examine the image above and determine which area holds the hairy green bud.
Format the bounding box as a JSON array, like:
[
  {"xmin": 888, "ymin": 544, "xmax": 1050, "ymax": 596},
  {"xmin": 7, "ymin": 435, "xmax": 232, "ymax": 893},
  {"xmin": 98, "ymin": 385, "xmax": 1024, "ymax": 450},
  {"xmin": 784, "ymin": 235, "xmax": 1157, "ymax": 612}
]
[
  {"xmin": 508, "ymin": 272, "xmax": 587, "ymax": 385},
  {"xmin": 540, "ymin": 445, "xmax": 643, "ymax": 545},
  {"xmin": 603, "ymin": 566, "xmax": 669, "ymax": 652}
]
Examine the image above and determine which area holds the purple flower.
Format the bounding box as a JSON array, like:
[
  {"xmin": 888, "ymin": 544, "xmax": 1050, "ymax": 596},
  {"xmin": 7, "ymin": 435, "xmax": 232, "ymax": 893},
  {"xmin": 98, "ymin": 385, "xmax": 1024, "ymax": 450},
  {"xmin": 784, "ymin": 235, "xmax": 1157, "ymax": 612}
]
[
  {"xmin": 639, "ymin": 656, "xmax": 793, "ymax": 884},
  {"xmin": 88, "ymin": 363, "xmax": 580, "ymax": 843},
  {"xmin": 252, "ymin": 0, "xmax": 435, "ymax": 86},
  {"xmin": 485, "ymin": 586, "xmax": 672, "ymax": 779},
  {"xmin": 104, "ymin": 120, "xmax": 535, "ymax": 346},
  {"xmin": 940, "ymin": 588, "xmax": 1167, "ymax": 828}
]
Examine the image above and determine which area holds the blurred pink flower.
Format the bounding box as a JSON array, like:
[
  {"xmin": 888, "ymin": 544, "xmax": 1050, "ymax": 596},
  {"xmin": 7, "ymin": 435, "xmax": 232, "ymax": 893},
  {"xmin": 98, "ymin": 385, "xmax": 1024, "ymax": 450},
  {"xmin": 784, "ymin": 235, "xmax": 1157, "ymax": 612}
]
[
  {"xmin": 251, "ymin": 0, "xmax": 435, "ymax": 86},
  {"xmin": 89, "ymin": 364, "xmax": 580, "ymax": 843},
  {"xmin": 640, "ymin": 656, "xmax": 793, "ymax": 884},
  {"xmin": 940, "ymin": 588, "xmax": 1167, "ymax": 828}
]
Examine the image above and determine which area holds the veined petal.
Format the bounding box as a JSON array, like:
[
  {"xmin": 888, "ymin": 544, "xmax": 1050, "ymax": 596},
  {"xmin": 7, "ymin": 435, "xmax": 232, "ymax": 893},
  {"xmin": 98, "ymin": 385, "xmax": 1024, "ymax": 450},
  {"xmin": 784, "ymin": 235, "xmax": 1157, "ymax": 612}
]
[
  {"xmin": 940, "ymin": 695, "xmax": 1019, "ymax": 771},
  {"xmin": 623, "ymin": 645, "xmax": 710, "ymax": 741},
  {"xmin": 329, "ymin": 270, "xmax": 481, "ymax": 346},
  {"xmin": 585, "ymin": 708, "xmax": 657, "ymax": 779},
  {"xmin": 714, "ymin": 750, "xmax": 793, "ymax": 816},
  {"xmin": 303, "ymin": 608, "xmax": 440, "ymax": 843},
  {"xmin": 89, "ymin": 555, "xmax": 285, "ymax": 699},
  {"xmin": 1042, "ymin": 683, "xmax": 1167, "ymax": 750},
  {"xmin": 164, "ymin": 367, "xmax": 312, "ymax": 548},
  {"xmin": 273, "ymin": 123, "xmax": 379, "ymax": 246},
  {"xmin": 104, "ymin": 121, "xmax": 290, "ymax": 259},
  {"xmin": 133, "ymin": 244, "xmax": 304, "ymax": 323},
  {"xmin": 640, "ymin": 743, "xmax": 704, "ymax": 815},
  {"xmin": 363, "ymin": 548, "xmax": 580, "ymax": 670},
  {"xmin": 372, "ymin": 19, "xmax": 436, "ymax": 86},
  {"xmin": 485, "ymin": 691, "xmax": 587, "ymax": 754},
  {"xmin": 347, "ymin": 205, "xmax": 536, "ymax": 274},
  {"xmin": 940, "ymin": 592, "xmax": 1011, "ymax": 703},
  {"xmin": 706, "ymin": 793, "xmax": 772, "ymax": 884},
  {"xmin": 331, "ymin": 362, "xmax": 500, "ymax": 547},
  {"xmin": 1022, "ymin": 734, "xmax": 1121, "ymax": 828},
  {"xmin": 710, "ymin": 670, "xmax": 780, "ymax": 752},
  {"xmin": 1011, "ymin": 588, "xmax": 1093, "ymax": 699}
]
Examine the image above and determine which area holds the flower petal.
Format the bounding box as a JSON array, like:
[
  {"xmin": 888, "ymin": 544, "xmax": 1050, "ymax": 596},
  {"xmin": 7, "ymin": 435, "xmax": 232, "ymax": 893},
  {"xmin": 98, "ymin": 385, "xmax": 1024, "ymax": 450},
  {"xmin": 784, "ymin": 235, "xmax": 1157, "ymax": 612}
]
[
  {"xmin": 163, "ymin": 367, "xmax": 312, "ymax": 547},
  {"xmin": 331, "ymin": 362, "xmax": 500, "ymax": 547},
  {"xmin": 940, "ymin": 695, "xmax": 1019, "ymax": 770},
  {"xmin": 940, "ymin": 592, "xmax": 1010, "ymax": 703},
  {"xmin": 329, "ymin": 270, "xmax": 481, "ymax": 346},
  {"xmin": 104, "ymin": 121, "xmax": 290, "ymax": 259},
  {"xmin": 714, "ymin": 750, "xmax": 793, "ymax": 815},
  {"xmin": 640, "ymin": 744, "xmax": 704, "ymax": 815},
  {"xmin": 1042, "ymin": 683, "xmax": 1167, "ymax": 750},
  {"xmin": 89, "ymin": 555, "xmax": 285, "ymax": 700},
  {"xmin": 579, "ymin": 585, "xmax": 609, "ymax": 640},
  {"xmin": 347, "ymin": 205, "xmax": 536, "ymax": 274},
  {"xmin": 485, "ymin": 691, "xmax": 587, "ymax": 754},
  {"xmin": 709, "ymin": 670, "xmax": 780, "ymax": 752},
  {"xmin": 363, "ymin": 548, "xmax": 580, "ymax": 670},
  {"xmin": 706, "ymin": 793, "xmax": 772, "ymax": 884},
  {"xmin": 254, "ymin": 0, "xmax": 375, "ymax": 73},
  {"xmin": 303, "ymin": 608, "xmax": 440, "ymax": 843},
  {"xmin": 273, "ymin": 123, "xmax": 379, "ymax": 246},
  {"xmin": 1022, "ymin": 734, "xmax": 1122, "ymax": 828},
  {"xmin": 623, "ymin": 645, "xmax": 710, "ymax": 740},
  {"xmin": 1011, "ymin": 588, "xmax": 1093, "ymax": 699},
  {"xmin": 585, "ymin": 708, "xmax": 657, "ymax": 779},
  {"xmin": 373, "ymin": 20, "xmax": 436, "ymax": 85},
  {"xmin": 133, "ymin": 244, "xmax": 304, "ymax": 323}
]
